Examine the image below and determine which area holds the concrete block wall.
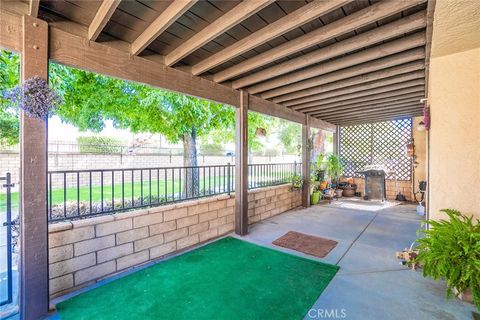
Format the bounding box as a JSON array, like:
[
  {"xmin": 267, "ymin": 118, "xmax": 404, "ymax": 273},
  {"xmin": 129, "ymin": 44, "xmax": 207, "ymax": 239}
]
[
  {"xmin": 353, "ymin": 178, "xmax": 413, "ymax": 201},
  {"xmin": 48, "ymin": 184, "xmax": 300, "ymax": 298}
]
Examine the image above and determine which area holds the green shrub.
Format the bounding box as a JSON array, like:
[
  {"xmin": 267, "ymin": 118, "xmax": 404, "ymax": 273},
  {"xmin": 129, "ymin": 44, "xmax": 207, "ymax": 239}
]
[
  {"xmin": 200, "ymin": 143, "xmax": 225, "ymax": 156},
  {"xmin": 289, "ymin": 173, "xmax": 303, "ymax": 191},
  {"xmin": 264, "ymin": 148, "xmax": 279, "ymax": 157},
  {"xmin": 76, "ymin": 136, "xmax": 124, "ymax": 154},
  {"xmin": 326, "ymin": 154, "xmax": 343, "ymax": 183},
  {"xmin": 415, "ymin": 209, "xmax": 480, "ymax": 309}
]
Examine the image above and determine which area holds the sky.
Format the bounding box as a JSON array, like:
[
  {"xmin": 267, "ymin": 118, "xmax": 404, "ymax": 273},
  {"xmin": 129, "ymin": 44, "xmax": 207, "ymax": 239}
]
[{"xmin": 48, "ymin": 116, "xmax": 132, "ymax": 142}]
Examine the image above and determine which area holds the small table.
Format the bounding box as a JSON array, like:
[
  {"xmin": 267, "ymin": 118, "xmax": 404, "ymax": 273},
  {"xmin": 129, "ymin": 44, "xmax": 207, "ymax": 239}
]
[{"xmin": 323, "ymin": 189, "xmax": 337, "ymax": 204}]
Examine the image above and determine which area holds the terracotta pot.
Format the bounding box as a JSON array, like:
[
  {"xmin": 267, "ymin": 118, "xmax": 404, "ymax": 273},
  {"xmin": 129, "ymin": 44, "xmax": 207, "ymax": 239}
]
[
  {"xmin": 342, "ymin": 187, "xmax": 356, "ymax": 197},
  {"xmin": 454, "ymin": 287, "xmax": 473, "ymax": 303}
]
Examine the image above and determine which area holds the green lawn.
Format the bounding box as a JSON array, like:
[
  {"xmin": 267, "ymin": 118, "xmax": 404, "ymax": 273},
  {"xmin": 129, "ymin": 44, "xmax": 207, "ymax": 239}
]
[
  {"xmin": 0, "ymin": 173, "xmax": 292, "ymax": 211},
  {"xmin": 56, "ymin": 237, "xmax": 339, "ymax": 320},
  {"xmin": 1, "ymin": 175, "xmax": 233, "ymax": 210}
]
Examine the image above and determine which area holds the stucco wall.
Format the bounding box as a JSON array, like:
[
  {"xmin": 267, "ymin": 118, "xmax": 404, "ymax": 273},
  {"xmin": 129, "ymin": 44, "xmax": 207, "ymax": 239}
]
[
  {"xmin": 412, "ymin": 116, "xmax": 427, "ymax": 201},
  {"xmin": 428, "ymin": 0, "xmax": 480, "ymax": 220},
  {"xmin": 47, "ymin": 184, "xmax": 301, "ymax": 298}
]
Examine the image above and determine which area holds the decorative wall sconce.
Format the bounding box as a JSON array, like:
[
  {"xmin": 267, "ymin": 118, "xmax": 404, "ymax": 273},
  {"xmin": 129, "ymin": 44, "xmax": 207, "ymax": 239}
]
[{"xmin": 417, "ymin": 121, "xmax": 426, "ymax": 132}]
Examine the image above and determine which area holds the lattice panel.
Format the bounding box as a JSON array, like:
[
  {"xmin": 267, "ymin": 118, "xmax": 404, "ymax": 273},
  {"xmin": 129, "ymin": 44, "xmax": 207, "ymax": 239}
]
[{"xmin": 340, "ymin": 118, "xmax": 412, "ymax": 180}]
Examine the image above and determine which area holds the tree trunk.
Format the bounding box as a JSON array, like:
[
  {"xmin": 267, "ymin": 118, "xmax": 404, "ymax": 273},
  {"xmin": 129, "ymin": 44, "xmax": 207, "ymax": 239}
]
[{"xmin": 182, "ymin": 127, "xmax": 199, "ymax": 198}]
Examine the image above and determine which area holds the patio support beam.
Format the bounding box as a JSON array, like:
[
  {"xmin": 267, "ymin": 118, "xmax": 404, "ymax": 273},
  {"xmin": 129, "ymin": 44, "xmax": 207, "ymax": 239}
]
[
  {"xmin": 88, "ymin": 0, "xmax": 121, "ymax": 41},
  {"xmin": 131, "ymin": 0, "xmax": 197, "ymax": 55},
  {"xmin": 20, "ymin": 15, "xmax": 49, "ymax": 320},
  {"xmin": 235, "ymin": 91, "xmax": 249, "ymax": 236},
  {"xmin": 333, "ymin": 126, "xmax": 340, "ymax": 155},
  {"xmin": 28, "ymin": 0, "xmax": 39, "ymax": 17},
  {"xmin": 0, "ymin": 9, "xmax": 23, "ymax": 52},
  {"xmin": 302, "ymin": 116, "xmax": 310, "ymax": 208},
  {"xmin": 164, "ymin": 0, "xmax": 274, "ymax": 66}
]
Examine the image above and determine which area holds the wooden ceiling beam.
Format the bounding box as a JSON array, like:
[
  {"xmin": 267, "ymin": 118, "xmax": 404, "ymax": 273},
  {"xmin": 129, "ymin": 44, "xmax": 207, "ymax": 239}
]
[
  {"xmin": 333, "ymin": 112, "xmax": 424, "ymax": 126},
  {"xmin": 231, "ymin": 10, "xmax": 427, "ymax": 89},
  {"xmin": 88, "ymin": 0, "xmax": 121, "ymax": 41},
  {"xmin": 164, "ymin": 0, "xmax": 274, "ymax": 66},
  {"xmin": 29, "ymin": 0, "xmax": 39, "ymax": 17},
  {"xmin": 286, "ymin": 72, "xmax": 425, "ymax": 108},
  {"xmin": 309, "ymin": 117, "xmax": 337, "ymax": 132},
  {"xmin": 258, "ymin": 46, "xmax": 425, "ymax": 99},
  {"xmin": 191, "ymin": 0, "xmax": 349, "ymax": 75},
  {"xmin": 322, "ymin": 104, "xmax": 422, "ymax": 123},
  {"xmin": 273, "ymin": 61, "xmax": 425, "ymax": 104},
  {"xmin": 214, "ymin": 0, "xmax": 426, "ymax": 83},
  {"xmin": 309, "ymin": 94, "xmax": 425, "ymax": 116},
  {"xmin": 131, "ymin": 0, "xmax": 197, "ymax": 55},
  {"xmin": 0, "ymin": 9, "xmax": 23, "ymax": 52},
  {"xmin": 304, "ymin": 87, "xmax": 426, "ymax": 113},
  {"xmin": 326, "ymin": 107, "xmax": 423, "ymax": 122},
  {"xmin": 292, "ymin": 80, "xmax": 425, "ymax": 111},
  {"xmin": 318, "ymin": 100, "xmax": 423, "ymax": 119}
]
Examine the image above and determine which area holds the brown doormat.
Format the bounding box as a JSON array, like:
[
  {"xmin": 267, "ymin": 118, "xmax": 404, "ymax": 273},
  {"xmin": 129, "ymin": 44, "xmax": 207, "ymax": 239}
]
[{"xmin": 272, "ymin": 231, "xmax": 338, "ymax": 258}]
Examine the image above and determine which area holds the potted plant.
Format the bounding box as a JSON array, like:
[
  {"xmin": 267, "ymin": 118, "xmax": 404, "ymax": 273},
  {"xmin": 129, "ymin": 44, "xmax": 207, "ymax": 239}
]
[
  {"xmin": 415, "ymin": 209, "xmax": 480, "ymax": 309},
  {"xmin": 310, "ymin": 180, "xmax": 322, "ymax": 205},
  {"xmin": 289, "ymin": 173, "xmax": 303, "ymax": 192},
  {"xmin": 3, "ymin": 76, "xmax": 62, "ymax": 120},
  {"xmin": 326, "ymin": 154, "xmax": 344, "ymax": 197},
  {"xmin": 313, "ymin": 153, "xmax": 326, "ymax": 181}
]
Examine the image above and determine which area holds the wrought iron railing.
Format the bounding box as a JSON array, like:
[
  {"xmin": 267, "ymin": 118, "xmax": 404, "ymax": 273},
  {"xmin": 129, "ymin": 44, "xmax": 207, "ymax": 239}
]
[
  {"xmin": 0, "ymin": 173, "xmax": 14, "ymax": 307},
  {"xmin": 47, "ymin": 162, "xmax": 301, "ymax": 222}
]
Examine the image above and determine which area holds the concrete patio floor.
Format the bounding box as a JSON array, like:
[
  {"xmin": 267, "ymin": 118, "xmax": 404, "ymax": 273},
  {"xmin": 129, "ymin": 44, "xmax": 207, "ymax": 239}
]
[{"xmin": 237, "ymin": 200, "xmax": 476, "ymax": 320}]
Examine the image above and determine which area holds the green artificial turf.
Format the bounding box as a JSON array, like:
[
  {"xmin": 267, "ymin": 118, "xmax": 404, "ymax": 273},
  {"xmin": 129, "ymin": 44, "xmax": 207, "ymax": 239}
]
[{"xmin": 56, "ymin": 237, "xmax": 339, "ymax": 320}]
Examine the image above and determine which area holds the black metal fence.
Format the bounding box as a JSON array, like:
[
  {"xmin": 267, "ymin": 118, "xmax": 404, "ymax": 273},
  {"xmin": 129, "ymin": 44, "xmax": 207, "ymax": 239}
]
[
  {"xmin": 1, "ymin": 173, "xmax": 13, "ymax": 307},
  {"xmin": 47, "ymin": 162, "xmax": 301, "ymax": 222}
]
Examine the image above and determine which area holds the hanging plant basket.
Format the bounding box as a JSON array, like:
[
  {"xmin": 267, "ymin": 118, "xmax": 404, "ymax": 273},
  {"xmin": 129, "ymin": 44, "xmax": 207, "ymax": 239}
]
[{"xmin": 3, "ymin": 76, "xmax": 62, "ymax": 120}]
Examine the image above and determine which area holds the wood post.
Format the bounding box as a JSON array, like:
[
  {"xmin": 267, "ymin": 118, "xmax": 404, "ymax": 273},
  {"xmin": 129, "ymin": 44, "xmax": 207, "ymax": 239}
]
[
  {"xmin": 20, "ymin": 15, "xmax": 49, "ymax": 320},
  {"xmin": 235, "ymin": 91, "xmax": 248, "ymax": 235},
  {"xmin": 302, "ymin": 116, "xmax": 311, "ymax": 207},
  {"xmin": 333, "ymin": 126, "xmax": 340, "ymax": 155}
]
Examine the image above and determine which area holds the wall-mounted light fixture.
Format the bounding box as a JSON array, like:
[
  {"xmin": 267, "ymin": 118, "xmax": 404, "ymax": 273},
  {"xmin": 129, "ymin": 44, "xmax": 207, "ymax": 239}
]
[{"xmin": 417, "ymin": 121, "xmax": 426, "ymax": 132}]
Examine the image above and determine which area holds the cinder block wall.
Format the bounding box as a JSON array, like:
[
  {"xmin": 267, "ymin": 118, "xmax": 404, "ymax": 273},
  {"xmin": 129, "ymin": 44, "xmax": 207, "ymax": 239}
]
[
  {"xmin": 48, "ymin": 184, "xmax": 301, "ymax": 298},
  {"xmin": 353, "ymin": 178, "xmax": 413, "ymax": 201}
]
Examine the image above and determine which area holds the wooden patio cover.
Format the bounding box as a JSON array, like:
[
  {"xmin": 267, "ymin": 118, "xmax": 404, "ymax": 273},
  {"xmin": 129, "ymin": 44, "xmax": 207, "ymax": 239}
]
[
  {"xmin": 2, "ymin": 0, "xmax": 429, "ymax": 127},
  {"xmin": 0, "ymin": 1, "xmax": 433, "ymax": 318}
]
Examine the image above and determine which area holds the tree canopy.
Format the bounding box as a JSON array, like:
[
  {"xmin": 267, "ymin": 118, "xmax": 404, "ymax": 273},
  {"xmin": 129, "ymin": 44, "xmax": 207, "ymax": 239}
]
[
  {"xmin": 0, "ymin": 51, "xmax": 20, "ymax": 146},
  {"xmin": 0, "ymin": 49, "xmax": 298, "ymax": 153}
]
